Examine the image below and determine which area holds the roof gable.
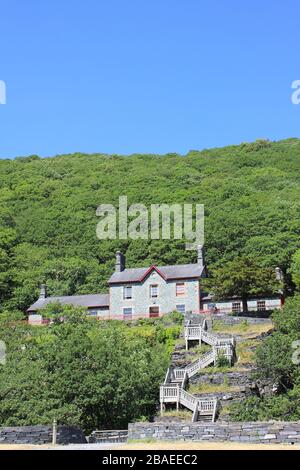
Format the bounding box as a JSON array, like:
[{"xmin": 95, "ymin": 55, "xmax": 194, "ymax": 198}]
[
  {"xmin": 108, "ymin": 263, "xmax": 204, "ymax": 284},
  {"xmin": 140, "ymin": 265, "xmax": 166, "ymax": 282}
]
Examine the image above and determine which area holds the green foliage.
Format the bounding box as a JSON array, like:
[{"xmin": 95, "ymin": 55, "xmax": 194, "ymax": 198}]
[
  {"xmin": 232, "ymin": 295, "xmax": 300, "ymax": 420},
  {"xmin": 272, "ymin": 295, "xmax": 300, "ymax": 333},
  {"xmin": 204, "ymin": 256, "xmax": 280, "ymax": 311},
  {"xmin": 0, "ymin": 139, "xmax": 300, "ymax": 311},
  {"xmin": 230, "ymin": 392, "xmax": 300, "ymax": 422},
  {"xmin": 216, "ymin": 354, "xmax": 230, "ymax": 368},
  {"xmin": 0, "ymin": 310, "xmax": 180, "ymax": 433},
  {"xmin": 289, "ymin": 249, "xmax": 300, "ymax": 290}
]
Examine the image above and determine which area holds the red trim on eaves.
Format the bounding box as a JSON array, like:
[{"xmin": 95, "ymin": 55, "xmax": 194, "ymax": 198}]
[{"xmin": 139, "ymin": 265, "xmax": 167, "ymax": 282}]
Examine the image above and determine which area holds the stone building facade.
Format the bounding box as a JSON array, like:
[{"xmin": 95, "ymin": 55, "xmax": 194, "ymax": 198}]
[{"xmin": 27, "ymin": 246, "xmax": 282, "ymax": 322}]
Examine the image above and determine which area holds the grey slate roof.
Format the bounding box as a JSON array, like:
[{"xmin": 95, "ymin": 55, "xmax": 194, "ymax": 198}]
[
  {"xmin": 27, "ymin": 293, "xmax": 109, "ymax": 312},
  {"xmin": 108, "ymin": 263, "xmax": 204, "ymax": 284}
]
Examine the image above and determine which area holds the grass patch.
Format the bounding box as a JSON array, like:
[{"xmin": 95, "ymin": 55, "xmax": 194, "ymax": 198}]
[
  {"xmin": 194, "ymin": 364, "xmax": 252, "ymax": 375},
  {"xmin": 176, "ymin": 338, "xmax": 186, "ymax": 346},
  {"xmin": 161, "ymin": 409, "xmax": 193, "ymax": 419},
  {"xmin": 127, "ymin": 438, "xmax": 160, "ymax": 444},
  {"xmin": 188, "ymin": 381, "xmax": 240, "ymax": 395},
  {"xmin": 236, "ymin": 339, "xmax": 260, "ymax": 364},
  {"xmin": 191, "ymin": 343, "xmax": 211, "ymax": 355},
  {"xmin": 195, "ymin": 365, "xmax": 232, "ymax": 374},
  {"xmin": 212, "ymin": 320, "xmax": 272, "ymax": 337}
]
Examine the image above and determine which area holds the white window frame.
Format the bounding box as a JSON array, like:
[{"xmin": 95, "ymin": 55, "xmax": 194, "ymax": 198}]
[
  {"xmin": 257, "ymin": 300, "xmax": 266, "ymax": 311},
  {"xmin": 232, "ymin": 302, "xmax": 241, "ymax": 313},
  {"xmin": 123, "ymin": 285, "xmax": 132, "ymax": 300},
  {"xmin": 123, "ymin": 307, "xmax": 133, "ymax": 317},
  {"xmin": 89, "ymin": 310, "xmax": 98, "ymax": 316},
  {"xmin": 176, "ymin": 304, "xmax": 186, "ymax": 314},
  {"xmin": 176, "ymin": 282, "xmax": 185, "ymax": 296},
  {"xmin": 150, "ymin": 284, "xmax": 159, "ymax": 298}
]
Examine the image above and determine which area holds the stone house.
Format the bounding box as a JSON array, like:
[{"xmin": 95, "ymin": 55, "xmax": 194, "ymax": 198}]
[{"xmin": 27, "ymin": 246, "xmax": 282, "ymax": 322}]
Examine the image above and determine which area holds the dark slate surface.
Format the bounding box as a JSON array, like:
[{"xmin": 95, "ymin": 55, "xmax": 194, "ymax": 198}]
[
  {"xmin": 0, "ymin": 425, "xmax": 87, "ymax": 444},
  {"xmin": 27, "ymin": 293, "xmax": 109, "ymax": 312},
  {"xmin": 109, "ymin": 263, "xmax": 204, "ymax": 284}
]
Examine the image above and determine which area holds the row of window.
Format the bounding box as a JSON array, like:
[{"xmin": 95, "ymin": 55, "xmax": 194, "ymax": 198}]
[
  {"xmin": 123, "ymin": 304, "xmax": 186, "ymax": 318},
  {"xmin": 232, "ymin": 300, "xmax": 266, "ymax": 313},
  {"xmin": 123, "ymin": 282, "xmax": 186, "ymax": 300}
]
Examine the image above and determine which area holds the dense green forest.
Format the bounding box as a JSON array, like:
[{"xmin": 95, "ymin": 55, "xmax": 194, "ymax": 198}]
[
  {"xmin": 1, "ymin": 138, "xmax": 300, "ymax": 427},
  {"xmin": 1, "ymin": 138, "xmax": 300, "ymax": 313}
]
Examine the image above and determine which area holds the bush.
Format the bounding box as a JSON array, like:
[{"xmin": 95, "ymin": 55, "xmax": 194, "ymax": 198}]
[
  {"xmin": 0, "ymin": 308, "xmax": 177, "ymax": 433},
  {"xmin": 216, "ymin": 354, "xmax": 230, "ymax": 368}
]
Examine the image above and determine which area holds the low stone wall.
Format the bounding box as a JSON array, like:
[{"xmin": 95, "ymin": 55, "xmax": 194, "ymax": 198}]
[
  {"xmin": 128, "ymin": 422, "xmax": 300, "ymax": 444},
  {"xmin": 0, "ymin": 425, "xmax": 87, "ymax": 445},
  {"xmin": 211, "ymin": 315, "xmax": 272, "ymax": 325}
]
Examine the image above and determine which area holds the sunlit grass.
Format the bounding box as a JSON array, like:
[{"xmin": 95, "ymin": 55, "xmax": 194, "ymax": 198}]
[
  {"xmin": 160, "ymin": 409, "xmax": 193, "ymax": 419},
  {"xmin": 188, "ymin": 381, "xmax": 240, "ymax": 395},
  {"xmin": 212, "ymin": 320, "xmax": 272, "ymax": 338}
]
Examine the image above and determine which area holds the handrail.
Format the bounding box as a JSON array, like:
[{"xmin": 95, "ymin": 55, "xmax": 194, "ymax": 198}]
[
  {"xmin": 212, "ymin": 399, "xmax": 218, "ymax": 422},
  {"xmin": 164, "ymin": 368, "xmax": 171, "ymax": 385},
  {"xmin": 185, "ymin": 325, "xmax": 234, "ymax": 348},
  {"xmin": 179, "ymin": 388, "xmax": 199, "ymax": 411},
  {"xmin": 160, "ymin": 319, "xmax": 236, "ymax": 422}
]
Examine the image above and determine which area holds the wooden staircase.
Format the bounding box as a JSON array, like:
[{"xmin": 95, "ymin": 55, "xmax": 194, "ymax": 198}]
[
  {"xmin": 184, "ymin": 322, "xmax": 235, "ymax": 350},
  {"xmin": 159, "ymin": 317, "xmax": 235, "ymax": 422}
]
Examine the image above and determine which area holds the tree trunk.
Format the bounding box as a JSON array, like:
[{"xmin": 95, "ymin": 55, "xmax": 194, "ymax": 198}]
[{"xmin": 242, "ymin": 297, "xmax": 248, "ymax": 314}]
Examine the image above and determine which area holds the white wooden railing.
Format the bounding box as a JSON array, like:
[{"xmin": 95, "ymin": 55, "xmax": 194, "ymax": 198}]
[
  {"xmin": 179, "ymin": 388, "xmax": 199, "ymax": 411},
  {"xmin": 173, "ymin": 349, "xmax": 215, "ymax": 381},
  {"xmin": 184, "ymin": 325, "xmax": 235, "ymax": 350},
  {"xmin": 160, "ymin": 319, "xmax": 236, "ymax": 422}
]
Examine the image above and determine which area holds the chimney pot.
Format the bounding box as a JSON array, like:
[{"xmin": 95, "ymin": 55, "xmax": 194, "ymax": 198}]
[
  {"xmin": 115, "ymin": 251, "xmax": 125, "ymax": 272},
  {"xmin": 39, "ymin": 284, "xmax": 47, "ymax": 299},
  {"xmin": 197, "ymin": 245, "xmax": 205, "ymax": 268}
]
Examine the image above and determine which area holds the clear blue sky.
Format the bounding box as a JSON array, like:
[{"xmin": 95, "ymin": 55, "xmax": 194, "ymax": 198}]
[{"xmin": 0, "ymin": 0, "xmax": 300, "ymax": 158}]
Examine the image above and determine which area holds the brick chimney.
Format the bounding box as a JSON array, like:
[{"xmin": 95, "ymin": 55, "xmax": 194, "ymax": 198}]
[
  {"xmin": 39, "ymin": 284, "xmax": 47, "ymax": 299},
  {"xmin": 115, "ymin": 251, "xmax": 125, "ymax": 272},
  {"xmin": 197, "ymin": 245, "xmax": 205, "ymax": 270}
]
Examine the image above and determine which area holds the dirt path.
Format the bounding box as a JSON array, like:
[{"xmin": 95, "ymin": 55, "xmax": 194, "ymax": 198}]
[{"xmin": 0, "ymin": 441, "xmax": 299, "ymax": 451}]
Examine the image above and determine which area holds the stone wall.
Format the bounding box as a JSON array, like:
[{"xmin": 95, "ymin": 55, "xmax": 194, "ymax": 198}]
[
  {"xmin": 110, "ymin": 272, "xmax": 200, "ymax": 317},
  {"xmin": 128, "ymin": 422, "xmax": 300, "ymax": 444},
  {"xmin": 0, "ymin": 425, "xmax": 86, "ymax": 445},
  {"xmin": 211, "ymin": 315, "xmax": 272, "ymax": 325}
]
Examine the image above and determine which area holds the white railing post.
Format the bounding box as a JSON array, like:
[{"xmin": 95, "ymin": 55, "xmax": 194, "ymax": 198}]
[
  {"xmin": 176, "ymin": 384, "xmax": 180, "ymax": 410},
  {"xmin": 52, "ymin": 418, "xmax": 57, "ymax": 446}
]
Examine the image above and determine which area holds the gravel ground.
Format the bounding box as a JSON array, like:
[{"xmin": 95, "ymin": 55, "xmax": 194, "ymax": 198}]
[{"xmin": 0, "ymin": 441, "xmax": 300, "ymax": 451}]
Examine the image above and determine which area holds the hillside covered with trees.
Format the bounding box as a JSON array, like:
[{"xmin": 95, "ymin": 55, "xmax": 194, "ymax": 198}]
[
  {"xmin": 1, "ymin": 138, "xmax": 300, "ymax": 426},
  {"xmin": 1, "ymin": 138, "xmax": 300, "ymax": 313}
]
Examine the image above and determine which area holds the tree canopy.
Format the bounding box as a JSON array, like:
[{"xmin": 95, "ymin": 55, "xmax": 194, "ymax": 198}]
[
  {"xmin": 204, "ymin": 257, "xmax": 280, "ymax": 312},
  {"xmin": 0, "ymin": 308, "xmax": 182, "ymax": 433},
  {"xmin": 1, "ymin": 138, "xmax": 300, "ymax": 312},
  {"xmin": 231, "ymin": 295, "xmax": 300, "ymax": 421}
]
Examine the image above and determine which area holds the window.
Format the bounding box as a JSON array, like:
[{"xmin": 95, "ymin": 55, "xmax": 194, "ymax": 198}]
[
  {"xmin": 176, "ymin": 304, "xmax": 186, "ymax": 314},
  {"xmin": 150, "ymin": 284, "xmax": 158, "ymax": 298},
  {"xmin": 123, "ymin": 286, "xmax": 132, "ymax": 299},
  {"xmin": 257, "ymin": 300, "xmax": 266, "ymax": 311},
  {"xmin": 176, "ymin": 282, "xmax": 185, "ymax": 296},
  {"xmin": 123, "ymin": 307, "xmax": 133, "ymax": 319},
  {"xmin": 149, "ymin": 306, "xmax": 159, "ymax": 318},
  {"xmin": 232, "ymin": 302, "xmax": 241, "ymax": 313},
  {"xmin": 89, "ymin": 310, "xmax": 98, "ymax": 316}
]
